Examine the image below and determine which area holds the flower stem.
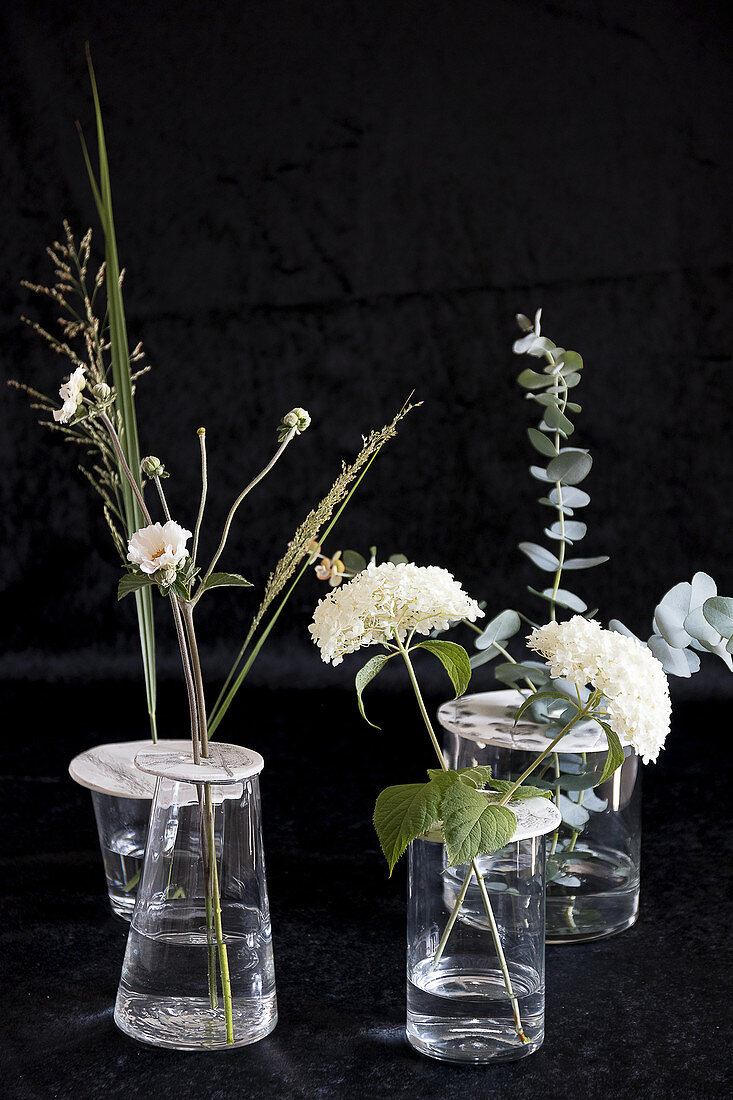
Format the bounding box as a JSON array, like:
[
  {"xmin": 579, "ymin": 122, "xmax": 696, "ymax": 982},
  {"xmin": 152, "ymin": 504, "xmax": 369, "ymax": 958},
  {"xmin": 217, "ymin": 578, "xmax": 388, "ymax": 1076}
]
[
  {"xmin": 99, "ymin": 410, "xmax": 152, "ymax": 524},
  {"xmin": 395, "ymin": 636, "xmax": 527, "ymax": 1043},
  {"xmin": 192, "ymin": 428, "xmax": 208, "ymax": 566}
]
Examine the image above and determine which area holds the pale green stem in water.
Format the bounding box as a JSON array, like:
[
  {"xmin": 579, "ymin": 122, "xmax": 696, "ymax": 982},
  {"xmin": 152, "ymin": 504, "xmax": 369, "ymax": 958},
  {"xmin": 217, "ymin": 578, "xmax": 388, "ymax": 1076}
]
[
  {"xmin": 195, "ymin": 435, "xmax": 293, "ymax": 601},
  {"xmin": 192, "ymin": 428, "xmax": 208, "ymax": 566},
  {"xmin": 394, "ymin": 636, "xmax": 528, "ymax": 1043}
]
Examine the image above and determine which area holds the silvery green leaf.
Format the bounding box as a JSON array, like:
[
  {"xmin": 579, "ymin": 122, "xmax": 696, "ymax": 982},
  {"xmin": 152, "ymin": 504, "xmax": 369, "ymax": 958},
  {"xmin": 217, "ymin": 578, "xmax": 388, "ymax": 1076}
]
[
  {"xmin": 608, "ymin": 619, "xmax": 643, "ymax": 643},
  {"xmin": 654, "ymin": 582, "xmax": 693, "ymax": 648},
  {"xmin": 728, "ymin": 636, "xmax": 733, "ymax": 655},
  {"xmin": 494, "ymin": 661, "xmax": 549, "ymax": 688},
  {"xmin": 562, "ymin": 372, "xmax": 582, "ymax": 388},
  {"xmin": 702, "ymin": 596, "xmax": 733, "ymax": 639},
  {"xmin": 647, "ymin": 635, "xmax": 691, "ymax": 677},
  {"xmin": 546, "ymin": 449, "xmax": 592, "ymax": 485},
  {"xmin": 683, "ymin": 606, "xmax": 721, "ymax": 647},
  {"xmin": 685, "ymin": 648, "xmax": 701, "ymax": 673},
  {"xmin": 475, "ymin": 609, "xmax": 521, "ymax": 650},
  {"xmin": 341, "ymin": 550, "xmax": 368, "ymax": 574},
  {"xmin": 562, "ymin": 555, "xmax": 609, "ymax": 570},
  {"xmin": 534, "ymin": 307, "xmax": 542, "ymax": 332},
  {"xmin": 516, "ymin": 313, "xmax": 534, "ymax": 333},
  {"xmin": 526, "ymin": 586, "xmax": 588, "ymax": 613},
  {"xmin": 578, "ymin": 790, "xmax": 607, "ymax": 813},
  {"xmin": 545, "ymin": 520, "xmax": 587, "ymax": 543},
  {"xmin": 537, "ymin": 496, "xmax": 575, "ymax": 514},
  {"xmin": 543, "ymin": 403, "xmax": 574, "ymax": 436},
  {"xmin": 530, "ymin": 465, "xmax": 554, "ymax": 482},
  {"xmin": 388, "ymin": 553, "xmax": 409, "ymax": 566},
  {"xmin": 518, "ymin": 542, "xmax": 560, "ymax": 571},
  {"xmin": 551, "ymin": 487, "xmax": 590, "ymax": 508},
  {"xmin": 513, "ymin": 333, "xmax": 538, "ymax": 353},
  {"xmin": 690, "ymin": 571, "xmax": 717, "ymax": 606},
  {"xmin": 527, "ymin": 427, "xmax": 558, "ymax": 457},
  {"xmin": 562, "ymin": 350, "xmax": 584, "ymax": 373},
  {"xmin": 531, "ymin": 392, "xmax": 560, "ymax": 407},
  {"xmin": 566, "ymin": 401, "xmax": 582, "ymax": 413},
  {"xmin": 518, "ymin": 368, "xmax": 552, "ymax": 390},
  {"xmin": 558, "ymin": 794, "xmax": 590, "ymax": 828},
  {"xmin": 526, "ymin": 336, "xmax": 557, "ymax": 358},
  {"xmin": 469, "ymin": 646, "xmax": 501, "ymax": 668}
]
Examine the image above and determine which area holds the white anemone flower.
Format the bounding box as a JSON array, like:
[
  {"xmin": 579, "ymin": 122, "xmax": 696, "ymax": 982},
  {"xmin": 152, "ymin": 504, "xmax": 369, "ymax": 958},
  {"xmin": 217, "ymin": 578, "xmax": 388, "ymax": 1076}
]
[
  {"xmin": 53, "ymin": 365, "xmax": 87, "ymax": 423},
  {"xmin": 309, "ymin": 561, "xmax": 483, "ymax": 666},
  {"xmin": 527, "ymin": 616, "xmax": 671, "ymax": 764},
  {"xmin": 127, "ymin": 520, "xmax": 192, "ymax": 578}
]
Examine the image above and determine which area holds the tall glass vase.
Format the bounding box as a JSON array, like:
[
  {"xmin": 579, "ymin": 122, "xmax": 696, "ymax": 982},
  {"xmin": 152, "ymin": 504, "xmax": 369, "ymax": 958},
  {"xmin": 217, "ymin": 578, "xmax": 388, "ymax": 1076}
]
[
  {"xmin": 439, "ymin": 690, "xmax": 641, "ymax": 943},
  {"xmin": 406, "ymin": 796, "xmax": 561, "ymax": 1064},
  {"xmin": 114, "ymin": 743, "xmax": 277, "ymax": 1050}
]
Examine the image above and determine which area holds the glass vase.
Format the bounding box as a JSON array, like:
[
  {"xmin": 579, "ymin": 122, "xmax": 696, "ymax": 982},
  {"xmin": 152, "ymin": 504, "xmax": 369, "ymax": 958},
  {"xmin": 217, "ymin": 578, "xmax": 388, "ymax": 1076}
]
[
  {"xmin": 406, "ymin": 796, "xmax": 560, "ymax": 1064},
  {"xmin": 114, "ymin": 743, "xmax": 277, "ymax": 1050},
  {"xmin": 69, "ymin": 740, "xmax": 190, "ymax": 919},
  {"xmin": 439, "ymin": 689, "xmax": 641, "ymax": 943}
]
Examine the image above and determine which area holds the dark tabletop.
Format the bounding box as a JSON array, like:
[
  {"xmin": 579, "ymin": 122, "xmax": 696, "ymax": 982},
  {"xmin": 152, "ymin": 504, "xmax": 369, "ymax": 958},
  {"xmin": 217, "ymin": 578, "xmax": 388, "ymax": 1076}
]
[{"xmin": 2, "ymin": 685, "xmax": 731, "ymax": 1100}]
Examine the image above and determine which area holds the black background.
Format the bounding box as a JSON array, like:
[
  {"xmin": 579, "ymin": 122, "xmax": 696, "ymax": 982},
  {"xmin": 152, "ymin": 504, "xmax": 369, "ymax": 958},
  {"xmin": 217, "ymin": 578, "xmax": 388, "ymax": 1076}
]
[{"xmin": 2, "ymin": 2, "xmax": 732, "ymax": 1098}]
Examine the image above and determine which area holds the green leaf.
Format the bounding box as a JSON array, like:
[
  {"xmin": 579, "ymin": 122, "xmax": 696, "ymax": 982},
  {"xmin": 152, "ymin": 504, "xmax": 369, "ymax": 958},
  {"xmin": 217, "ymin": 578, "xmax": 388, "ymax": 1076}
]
[
  {"xmin": 200, "ymin": 571, "xmax": 254, "ymax": 592},
  {"xmin": 355, "ymin": 653, "xmax": 393, "ymax": 728},
  {"xmin": 474, "ymin": 609, "xmax": 521, "ymax": 650},
  {"xmin": 518, "ymin": 542, "xmax": 560, "ymax": 571},
  {"xmin": 562, "ymin": 371, "xmax": 582, "ymax": 388},
  {"xmin": 561, "ymin": 351, "xmax": 584, "ymax": 373},
  {"xmin": 543, "ymin": 403, "xmax": 574, "ymax": 436},
  {"xmin": 485, "ymin": 779, "xmax": 552, "ymax": 800},
  {"xmin": 527, "ymin": 428, "xmax": 558, "ymax": 458},
  {"xmin": 597, "ymin": 722, "xmax": 626, "ymax": 783},
  {"xmin": 118, "ymin": 572, "xmax": 159, "ymax": 600},
  {"xmin": 517, "ymin": 368, "xmax": 551, "ymax": 390},
  {"xmin": 562, "ymin": 556, "xmax": 609, "ymax": 570},
  {"xmin": 494, "ymin": 661, "xmax": 549, "ymax": 687},
  {"xmin": 551, "ymin": 487, "xmax": 590, "ymax": 508},
  {"xmin": 527, "ymin": 586, "xmax": 588, "ymax": 613},
  {"xmin": 702, "ymin": 596, "xmax": 733, "ymax": 639},
  {"xmin": 531, "ymin": 393, "xmax": 560, "ymax": 408},
  {"xmin": 425, "ymin": 766, "xmax": 494, "ymax": 791},
  {"xmin": 545, "ymin": 520, "xmax": 587, "ymax": 543},
  {"xmin": 546, "ymin": 449, "xmax": 593, "ymax": 485},
  {"xmin": 515, "ymin": 689, "xmax": 572, "ymax": 722},
  {"xmin": 373, "ymin": 781, "xmax": 444, "ymax": 875},
  {"xmin": 341, "ymin": 550, "xmax": 368, "ymax": 574},
  {"xmin": 566, "ymin": 401, "xmax": 582, "ymax": 413},
  {"xmin": 413, "ymin": 640, "xmax": 472, "ymax": 698},
  {"xmin": 388, "ymin": 553, "xmax": 409, "ymax": 566},
  {"xmin": 537, "ymin": 497, "xmax": 575, "ymax": 515},
  {"xmin": 529, "ymin": 465, "xmax": 554, "ymax": 483},
  {"xmin": 441, "ymin": 783, "xmax": 517, "ymax": 865}
]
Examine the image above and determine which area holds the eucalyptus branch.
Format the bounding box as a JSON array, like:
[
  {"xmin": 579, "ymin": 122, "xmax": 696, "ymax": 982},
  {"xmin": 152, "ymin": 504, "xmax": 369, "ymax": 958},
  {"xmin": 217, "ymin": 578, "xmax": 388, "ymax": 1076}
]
[
  {"xmin": 195, "ymin": 435, "xmax": 293, "ymax": 600},
  {"xmin": 192, "ymin": 428, "xmax": 208, "ymax": 565}
]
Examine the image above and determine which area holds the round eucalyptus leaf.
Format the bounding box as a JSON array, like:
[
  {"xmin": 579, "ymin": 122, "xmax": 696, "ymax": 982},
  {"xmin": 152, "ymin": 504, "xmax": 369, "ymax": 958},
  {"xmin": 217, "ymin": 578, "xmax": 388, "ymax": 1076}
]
[
  {"xmin": 518, "ymin": 542, "xmax": 560, "ymax": 571},
  {"xmin": 702, "ymin": 596, "xmax": 733, "ymax": 639},
  {"xmin": 341, "ymin": 550, "xmax": 368, "ymax": 574},
  {"xmin": 683, "ymin": 605, "xmax": 721, "ymax": 647},
  {"xmin": 562, "ymin": 372, "xmax": 582, "ymax": 388},
  {"xmin": 526, "ymin": 336, "xmax": 557, "ymax": 358},
  {"xmin": 608, "ymin": 619, "xmax": 641, "ymax": 642},
  {"xmin": 566, "ymin": 401, "xmax": 582, "ymax": 413},
  {"xmin": 558, "ymin": 794, "xmax": 590, "ymax": 828},
  {"xmin": 547, "ymin": 520, "xmax": 587, "ymax": 542},
  {"xmin": 690, "ymin": 571, "xmax": 717, "ymax": 607},
  {"xmin": 475, "ymin": 609, "xmax": 522, "ymax": 650},
  {"xmin": 538, "ymin": 497, "xmax": 575, "ymax": 515},
  {"xmin": 518, "ymin": 368, "xmax": 552, "ymax": 390},
  {"xmin": 653, "ymin": 581, "xmax": 693, "ymax": 648},
  {"xmin": 648, "ymin": 634, "xmax": 692, "ymax": 677},
  {"xmin": 530, "ymin": 465, "xmax": 553, "ymax": 482},
  {"xmin": 551, "ymin": 487, "xmax": 590, "ymax": 508},
  {"xmin": 543, "ymin": 403, "xmax": 574, "ymax": 436},
  {"xmin": 562, "ymin": 350, "xmax": 584, "ymax": 373},
  {"xmin": 562, "ymin": 555, "xmax": 609, "ymax": 570},
  {"xmin": 527, "ymin": 427, "xmax": 558, "ymax": 457},
  {"xmin": 546, "ymin": 449, "xmax": 592, "ymax": 485},
  {"xmin": 531, "ymin": 393, "xmax": 560, "ymax": 408}
]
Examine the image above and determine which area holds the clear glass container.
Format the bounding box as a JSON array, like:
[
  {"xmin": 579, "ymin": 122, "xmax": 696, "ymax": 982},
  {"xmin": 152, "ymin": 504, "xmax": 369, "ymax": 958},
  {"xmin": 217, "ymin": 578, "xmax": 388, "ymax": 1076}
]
[
  {"xmin": 406, "ymin": 797, "xmax": 560, "ymax": 1064},
  {"xmin": 69, "ymin": 740, "xmax": 190, "ymax": 920},
  {"xmin": 439, "ymin": 690, "xmax": 641, "ymax": 943},
  {"xmin": 114, "ymin": 744, "xmax": 277, "ymax": 1050}
]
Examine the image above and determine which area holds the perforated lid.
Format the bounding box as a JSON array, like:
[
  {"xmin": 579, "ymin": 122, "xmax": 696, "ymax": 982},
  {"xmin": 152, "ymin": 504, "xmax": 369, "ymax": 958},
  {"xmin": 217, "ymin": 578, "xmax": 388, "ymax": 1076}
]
[
  {"xmin": 438, "ymin": 689, "xmax": 630, "ymax": 753},
  {"xmin": 422, "ymin": 794, "xmax": 561, "ymax": 844},
  {"xmin": 68, "ymin": 739, "xmax": 193, "ymax": 798},
  {"xmin": 134, "ymin": 741, "xmax": 264, "ymax": 784}
]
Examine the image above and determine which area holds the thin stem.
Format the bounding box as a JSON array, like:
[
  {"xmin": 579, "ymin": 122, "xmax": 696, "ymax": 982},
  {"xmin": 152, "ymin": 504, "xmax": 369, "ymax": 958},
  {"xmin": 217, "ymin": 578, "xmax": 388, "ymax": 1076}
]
[
  {"xmin": 195, "ymin": 435, "xmax": 293, "ymax": 600},
  {"xmin": 99, "ymin": 410, "xmax": 151, "ymax": 524},
  {"xmin": 182, "ymin": 603, "xmax": 210, "ymax": 759},
  {"xmin": 491, "ymin": 641, "xmax": 538, "ymax": 694},
  {"xmin": 192, "ymin": 428, "xmax": 208, "ymax": 565},
  {"xmin": 153, "ymin": 475, "xmax": 171, "ymax": 521},
  {"xmin": 170, "ymin": 598, "xmax": 200, "ymax": 765},
  {"xmin": 498, "ymin": 706, "xmax": 588, "ymax": 807},
  {"xmin": 542, "ymin": 350, "xmax": 568, "ymax": 621},
  {"xmin": 204, "ymin": 785, "xmax": 233, "ymax": 1042},
  {"xmin": 395, "ymin": 636, "xmax": 527, "ymax": 1042},
  {"xmin": 430, "ymin": 863, "xmax": 473, "ymax": 968}
]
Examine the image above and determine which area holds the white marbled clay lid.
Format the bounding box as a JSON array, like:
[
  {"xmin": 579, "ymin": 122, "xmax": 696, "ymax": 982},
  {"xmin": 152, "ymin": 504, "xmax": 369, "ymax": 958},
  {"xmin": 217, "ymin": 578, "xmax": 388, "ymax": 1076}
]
[
  {"xmin": 68, "ymin": 739, "xmax": 191, "ymax": 798},
  {"xmin": 134, "ymin": 741, "xmax": 264, "ymax": 784},
  {"xmin": 438, "ymin": 688, "xmax": 630, "ymax": 753},
  {"xmin": 422, "ymin": 794, "xmax": 561, "ymax": 844}
]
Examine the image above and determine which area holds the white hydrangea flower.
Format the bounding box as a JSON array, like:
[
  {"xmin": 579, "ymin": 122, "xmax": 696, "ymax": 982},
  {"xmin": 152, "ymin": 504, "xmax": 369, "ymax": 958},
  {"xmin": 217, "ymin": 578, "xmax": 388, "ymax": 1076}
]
[
  {"xmin": 127, "ymin": 520, "xmax": 192, "ymax": 578},
  {"xmin": 309, "ymin": 561, "xmax": 483, "ymax": 666},
  {"xmin": 527, "ymin": 616, "xmax": 671, "ymax": 763},
  {"xmin": 53, "ymin": 366, "xmax": 87, "ymax": 423}
]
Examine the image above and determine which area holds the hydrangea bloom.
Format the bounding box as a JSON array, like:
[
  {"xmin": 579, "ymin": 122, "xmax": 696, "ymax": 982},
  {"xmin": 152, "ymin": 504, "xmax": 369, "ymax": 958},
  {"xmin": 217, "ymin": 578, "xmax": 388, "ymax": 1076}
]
[
  {"xmin": 309, "ymin": 561, "xmax": 483, "ymax": 665},
  {"xmin": 127, "ymin": 520, "xmax": 192, "ymax": 577},
  {"xmin": 527, "ymin": 616, "xmax": 671, "ymax": 763},
  {"xmin": 53, "ymin": 365, "xmax": 86, "ymax": 423}
]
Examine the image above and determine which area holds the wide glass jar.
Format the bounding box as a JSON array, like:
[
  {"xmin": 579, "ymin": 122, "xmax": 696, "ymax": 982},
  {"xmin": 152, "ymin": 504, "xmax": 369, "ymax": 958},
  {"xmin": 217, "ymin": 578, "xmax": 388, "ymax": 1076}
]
[
  {"xmin": 114, "ymin": 743, "xmax": 277, "ymax": 1050},
  {"xmin": 438, "ymin": 690, "xmax": 641, "ymax": 943},
  {"xmin": 406, "ymin": 795, "xmax": 560, "ymax": 1063}
]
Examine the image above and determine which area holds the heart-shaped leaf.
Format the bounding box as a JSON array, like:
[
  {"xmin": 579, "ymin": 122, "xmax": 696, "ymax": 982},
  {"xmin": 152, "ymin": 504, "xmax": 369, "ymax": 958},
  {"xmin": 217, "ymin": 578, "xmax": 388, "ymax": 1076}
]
[
  {"xmin": 441, "ymin": 783, "xmax": 517, "ymax": 865},
  {"xmin": 373, "ymin": 781, "xmax": 444, "ymax": 875}
]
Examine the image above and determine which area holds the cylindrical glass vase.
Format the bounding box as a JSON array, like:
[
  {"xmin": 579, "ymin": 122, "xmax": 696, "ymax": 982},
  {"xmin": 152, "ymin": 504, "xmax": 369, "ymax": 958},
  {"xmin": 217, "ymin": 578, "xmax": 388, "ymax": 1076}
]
[
  {"xmin": 439, "ymin": 690, "xmax": 641, "ymax": 943},
  {"xmin": 406, "ymin": 796, "xmax": 561, "ymax": 1064},
  {"xmin": 114, "ymin": 743, "xmax": 277, "ymax": 1050},
  {"xmin": 69, "ymin": 740, "xmax": 191, "ymax": 919}
]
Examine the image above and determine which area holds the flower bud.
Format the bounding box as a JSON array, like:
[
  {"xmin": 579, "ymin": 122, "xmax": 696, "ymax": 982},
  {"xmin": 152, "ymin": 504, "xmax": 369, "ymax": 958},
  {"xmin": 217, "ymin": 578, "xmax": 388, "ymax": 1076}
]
[
  {"xmin": 156, "ymin": 564, "xmax": 178, "ymax": 587},
  {"xmin": 141, "ymin": 455, "xmax": 165, "ymax": 478},
  {"xmin": 277, "ymin": 407, "xmax": 311, "ymax": 442},
  {"xmin": 92, "ymin": 382, "xmax": 111, "ymax": 402}
]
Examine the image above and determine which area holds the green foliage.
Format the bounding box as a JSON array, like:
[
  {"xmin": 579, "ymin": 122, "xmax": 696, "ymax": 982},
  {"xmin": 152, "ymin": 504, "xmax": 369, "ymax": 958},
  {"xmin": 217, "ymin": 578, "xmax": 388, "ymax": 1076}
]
[
  {"xmin": 373, "ymin": 781, "xmax": 445, "ymax": 875},
  {"xmin": 440, "ymin": 783, "xmax": 517, "ymax": 865},
  {"xmin": 355, "ymin": 653, "xmax": 395, "ymax": 728},
  {"xmin": 118, "ymin": 573, "xmax": 158, "ymax": 600},
  {"xmin": 200, "ymin": 572, "xmax": 253, "ymax": 592},
  {"xmin": 412, "ymin": 640, "xmax": 472, "ymax": 698},
  {"xmin": 484, "ymin": 779, "xmax": 551, "ymax": 800},
  {"xmin": 597, "ymin": 722, "xmax": 626, "ymax": 783}
]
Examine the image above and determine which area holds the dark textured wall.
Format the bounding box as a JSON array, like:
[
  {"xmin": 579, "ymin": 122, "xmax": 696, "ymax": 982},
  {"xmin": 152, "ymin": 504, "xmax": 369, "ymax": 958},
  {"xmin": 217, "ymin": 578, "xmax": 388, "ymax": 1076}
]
[{"xmin": 2, "ymin": 1, "xmax": 733, "ymax": 700}]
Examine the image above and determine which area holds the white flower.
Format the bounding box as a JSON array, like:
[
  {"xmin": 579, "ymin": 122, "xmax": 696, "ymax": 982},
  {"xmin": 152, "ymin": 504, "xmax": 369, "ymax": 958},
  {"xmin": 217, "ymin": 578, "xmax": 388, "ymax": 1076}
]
[
  {"xmin": 309, "ymin": 561, "xmax": 483, "ymax": 666},
  {"xmin": 127, "ymin": 520, "xmax": 192, "ymax": 578},
  {"xmin": 527, "ymin": 616, "xmax": 671, "ymax": 764},
  {"xmin": 53, "ymin": 366, "xmax": 86, "ymax": 423}
]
